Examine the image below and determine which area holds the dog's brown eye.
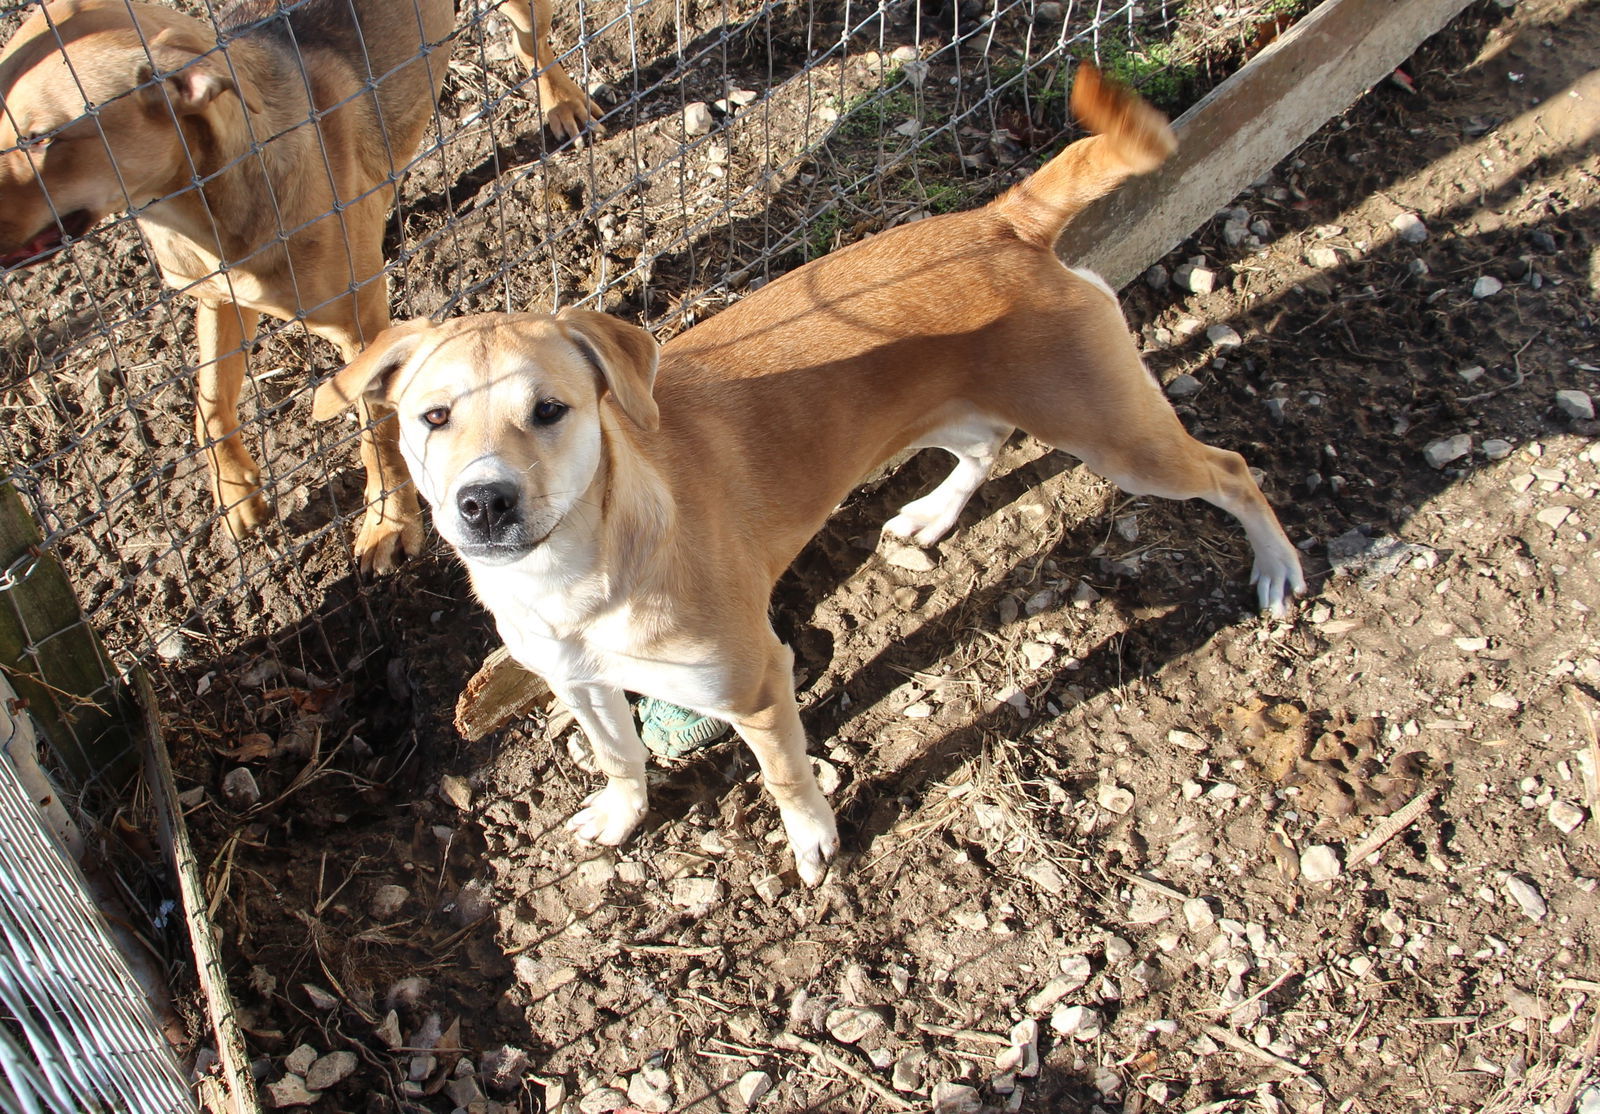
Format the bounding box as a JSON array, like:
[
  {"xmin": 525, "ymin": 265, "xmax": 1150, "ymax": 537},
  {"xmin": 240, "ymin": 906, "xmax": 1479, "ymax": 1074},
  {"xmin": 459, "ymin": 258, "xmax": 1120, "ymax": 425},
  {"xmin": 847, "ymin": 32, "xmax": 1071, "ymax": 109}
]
[
  {"xmin": 533, "ymin": 399, "xmax": 567, "ymax": 424},
  {"xmin": 422, "ymin": 406, "xmax": 450, "ymax": 428}
]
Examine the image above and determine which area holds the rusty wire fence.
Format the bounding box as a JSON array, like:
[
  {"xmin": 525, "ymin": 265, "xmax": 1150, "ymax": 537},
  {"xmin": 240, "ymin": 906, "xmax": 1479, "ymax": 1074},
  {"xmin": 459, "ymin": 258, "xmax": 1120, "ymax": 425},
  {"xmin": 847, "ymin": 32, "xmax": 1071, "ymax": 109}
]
[{"xmin": 0, "ymin": 0, "xmax": 1291, "ymax": 1091}]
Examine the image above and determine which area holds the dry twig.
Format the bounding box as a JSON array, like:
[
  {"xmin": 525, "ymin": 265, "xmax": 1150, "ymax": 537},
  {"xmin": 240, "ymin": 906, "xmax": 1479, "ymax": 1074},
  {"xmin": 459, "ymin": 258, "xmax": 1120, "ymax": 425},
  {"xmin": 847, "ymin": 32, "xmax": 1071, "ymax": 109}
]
[
  {"xmin": 1346, "ymin": 788, "xmax": 1436, "ymax": 868},
  {"xmin": 772, "ymin": 1033, "xmax": 916, "ymax": 1110},
  {"xmin": 1200, "ymin": 1023, "xmax": 1315, "ymax": 1082}
]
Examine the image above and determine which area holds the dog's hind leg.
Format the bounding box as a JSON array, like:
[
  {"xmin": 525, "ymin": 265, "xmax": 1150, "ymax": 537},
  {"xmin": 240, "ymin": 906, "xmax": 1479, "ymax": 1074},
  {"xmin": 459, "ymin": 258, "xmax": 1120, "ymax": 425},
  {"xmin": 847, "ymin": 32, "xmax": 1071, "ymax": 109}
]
[
  {"xmin": 553, "ymin": 680, "xmax": 652, "ymax": 847},
  {"xmin": 1013, "ymin": 290, "xmax": 1304, "ymax": 615},
  {"xmin": 882, "ymin": 415, "xmax": 1012, "ymax": 547},
  {"xmin": 194, "ymin": 299, "xmax": 269, "ymax": 538},
  {"xmin": 726, "ymin": 638, "xmax": 838, "ymax": 886}
]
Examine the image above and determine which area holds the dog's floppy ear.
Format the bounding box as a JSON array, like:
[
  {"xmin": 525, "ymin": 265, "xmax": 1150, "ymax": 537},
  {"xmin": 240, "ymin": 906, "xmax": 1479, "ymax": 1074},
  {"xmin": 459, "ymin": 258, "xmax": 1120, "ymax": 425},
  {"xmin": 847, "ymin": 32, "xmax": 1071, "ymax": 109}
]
[
  {"xmin": 312, "ymin": 319, "xmax": 435, "ymax": 421},
  {"xmin": 139, "ymin": 41, "xmax": 249, "ymax": 116},
  {"xmin": 555, "ymin": 308, "xmax": 661, "ymax": 432}
]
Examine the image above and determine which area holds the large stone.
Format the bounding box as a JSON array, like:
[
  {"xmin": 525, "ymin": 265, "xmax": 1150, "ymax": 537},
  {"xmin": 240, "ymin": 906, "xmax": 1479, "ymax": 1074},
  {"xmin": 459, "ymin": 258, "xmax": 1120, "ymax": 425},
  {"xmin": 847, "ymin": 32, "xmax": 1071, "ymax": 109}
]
[
  {"xmin": 1555, "ymin": 389, "xmax": 1595, "ymax": 420},
  {"xmin": 1423, "ymin": 435, "xmax": 1472, "ymax": 469},
  {"xmin": 304, "ymin": 1051, "xmax": 357, "ymax": 1091}
]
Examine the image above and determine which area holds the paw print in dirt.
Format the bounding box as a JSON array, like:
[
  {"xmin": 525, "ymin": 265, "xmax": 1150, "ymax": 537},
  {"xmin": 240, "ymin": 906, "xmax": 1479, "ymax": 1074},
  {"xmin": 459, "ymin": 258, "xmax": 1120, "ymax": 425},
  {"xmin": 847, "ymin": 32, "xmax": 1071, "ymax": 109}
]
[{"xmin": 1219, "ymin": 698, "xmax": 1432, "ymax": 833}]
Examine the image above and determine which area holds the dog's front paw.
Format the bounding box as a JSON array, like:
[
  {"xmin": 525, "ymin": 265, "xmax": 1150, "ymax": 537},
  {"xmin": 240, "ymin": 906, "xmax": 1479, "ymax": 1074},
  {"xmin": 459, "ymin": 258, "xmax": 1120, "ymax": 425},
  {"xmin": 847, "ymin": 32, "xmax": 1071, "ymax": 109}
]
[
  {"xmin": 219, "ymin": 482, "xmax": 270, "ymax": 539},
  {"xmin": 780, "ymin": 799, "xmax": 839, "ymax": 887},
  {"xmin": 1251, "ymin": 543, "xmax": 1307, "ymax": 618},
  {"xmin": 354, "ymin": 502, "xmax": 424, "ymax": 576},
  {"xmin": 538, "ymin": 70, "xmax": 601, "ymax": 142},
  {"xmin": 566, "ymin": 781, "xmax": 648, "ymax": 846}
]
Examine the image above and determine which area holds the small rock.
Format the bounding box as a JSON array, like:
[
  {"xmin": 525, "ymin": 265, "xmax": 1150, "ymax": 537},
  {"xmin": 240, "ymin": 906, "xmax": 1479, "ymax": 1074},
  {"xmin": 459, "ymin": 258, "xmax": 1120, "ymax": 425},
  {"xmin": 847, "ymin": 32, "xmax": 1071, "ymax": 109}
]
[
  {"xmin": 1020, "ymin": 641, "xmax": 1054, "ymax": 670},
  {"xmin": 305, "ymin": 1051, "xmax": 357, "ymax": 1092},
  {"xmin": 579, "ymin": 1086, "xmax": 630, "ymax": 1114},
  {"xmin": 826, "ymin": 1006, "xmax": 886, "ymax": 1044},
  {"xmin": 1556, "ymin": 390, "xmax": 1595, "ymax": 420},
  {"xmin": 1489, "ymin": 691, "xmax": 1522, "ymax": 711},
  {"xmin": 1423, "ymin": 435, "xmax": 1472, "ymax": 469},
  {"xmin": 1184, "ymin": 266, "xmax": 1217, "ymax": 295},
  {"xmin": 1072, "ymin": 580, "xmax": 1101, "ymax": 607},
  {"xmin": 1536, "ymin": 506, "xmax": 1571, "ymax": 529},
  {"xmin": 668, "ymin": 877, "xmax": 724, "ymax": 909},
  {"xmin": 1222, "ymin": 219, "xmax": 1249, "ymax": 248},
  {"xmin": 266, "ymin": 1074, "xmax": 321, "ymax": 1108},
  {"xmin": 301, "ymin": 984, "xmax": 338, "ymax": 1011},
  {"xmin": 1033, "ymin": 0, "xmax": 1064, "ymax": 18},
  {"xmin": 1300, "ymin": 845, "xmax": 1341, "ymax": 883},
  {"xmin": 1166, "ymin": 373, "xmax": 1202, "ymax": 398},
  {"xmin": 1021, "ymin": 860, "xmax": 1065, "ymax": 895},
  {"xmin": 1183, "ymin": 897, "xmax": 1216, "ymax": 933},
  {"xmin": 222, "ymin": 767, "xmax": 260, "ymax": 809},
  {"xmin": 627, "ymin": 1067, "xmax": 672, "ymax": 1113},
  {"xmin": 931, "ymin": 1082, "xmax": 982, "ymax": 1114},
  {"xmin": 812, "ymin": 757, "xmax": 841, "ymax": 795},
  {"xmin": 727, "ymin": 88, "xmax": 758, "ymax": 107},
  {"xmin": 1025, "ymin": 975, "xmax": 1077, "ymax": 1014},
  {"xmin": 284, "ymin": 1045, "xmax": 318, "ymax": 1075},
  {"xmin": 1206, "ymin": 324, "xmax": 1242, "ymax": 349},
  {"xmin": 1307, "ymin": 246, "xmax": 1340, "ymax": 269},
  {"xmin": 1472, "ymin": 275, "xmax": 1503, "ymax": 298},
  {"xmin": 752, "ymin": 872, "xmax": 788, "ymax": 904},
  {"xmin": 1408, "ymin": 258, "xmax": 1431, "ymax": 277},
  {"xmin": 884, "ymin": 544, "xmax": 935, "ymax": 571},
  {"xmin": 1577, "ymin": 1083, "xmax": 1600, "ymax": 1114},
  {"xmin": 1505, "ymin": 874, "xmax": 1547, "ymax": 920},
  {"xmin": 1059, "ymin": 953, "xmax": 1093, "ymax": 986},
  {"xmin": 1104, "ymin": 935, "xmax": 1133, "ymax": 963},
  {"xmin": 736, "ymin": 1070, "xmax": 772, "ymax": 1107},
  {"xmin": 1482, "ymin": 438, "xmax": 1513, "ymax": 460},
  {"xmin": 1050, "ymin": 1004, "xmax": 1102, "ymax": 1041},
  {"xmin": 902, "ymin": 701, "xmax": 934, "ymax": 719},
  {"xmin": 370, "ymin": 884, "xmax": 409, "ymax": 919},
  {"xmin": 682, "ymin": 101, "xmax": 715, "ymax": 136},
  {"xmin": 438, "ymin": 774, "xmax": 473, "ymax": 811},
  {"xmin": 892, "ymin": 1057, "xmax": 924, "ymax": 1092},
  {"xmin": 1391, "ymin": 212, "xmax": 1428, "ymax": 243},
  {"xmin": 374, "ymin": 1011, "xmax": 403, "ymax": 1049},
  {"xmin": 1548, "ymin": 800, "xmax": 1586, "ymax": 834},
  {"xmin": 444, "ymin": 1074, "xmax": 486, "ymax": 1108},
  {"xmin": 1144, "ymin": 264, "xmax": 1169, "ymax": 291},
  {"xmin": 1096, "ymin": 782, "xmax": 1134, "ymax": 815}
]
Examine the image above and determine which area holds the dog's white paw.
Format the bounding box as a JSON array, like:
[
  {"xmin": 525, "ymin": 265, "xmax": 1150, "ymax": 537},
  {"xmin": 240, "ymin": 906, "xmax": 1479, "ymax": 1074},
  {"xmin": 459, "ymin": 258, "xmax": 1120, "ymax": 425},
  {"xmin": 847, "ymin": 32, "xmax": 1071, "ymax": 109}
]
[
  {"xmin": 566, "ymin": 781, "xmax": 648, "ymax": 846},
  {"xmin": 1251, "ymin": 542, "xmax": 1307, "ymax": 618},
  {"xmin": 883, "ymin": 495, "xmax": 963, "ymax": 548},
  {"xmin": 780, "ymin": 799, "xmax": 839, "ymax": 887}
]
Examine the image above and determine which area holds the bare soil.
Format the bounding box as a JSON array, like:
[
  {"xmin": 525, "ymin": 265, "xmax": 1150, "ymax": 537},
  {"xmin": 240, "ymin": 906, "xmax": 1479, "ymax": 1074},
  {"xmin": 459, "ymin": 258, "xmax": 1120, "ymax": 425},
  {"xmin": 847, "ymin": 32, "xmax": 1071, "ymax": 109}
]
[{"xmin": 7, "ymin": 0, "xmax": 1600, "ymax": 1110}]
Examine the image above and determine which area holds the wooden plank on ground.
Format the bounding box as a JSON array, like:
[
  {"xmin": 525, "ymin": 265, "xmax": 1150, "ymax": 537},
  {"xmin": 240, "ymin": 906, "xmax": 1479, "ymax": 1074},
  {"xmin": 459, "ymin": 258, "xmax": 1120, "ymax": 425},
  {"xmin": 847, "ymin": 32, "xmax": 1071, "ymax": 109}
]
[
  {"xmin": 1056, "ymin": 0, "xmax": 1477, "ymax": 289},
  {"xmin": 455, "ymin": 644, "xmax": 552, "ymax": 741}
]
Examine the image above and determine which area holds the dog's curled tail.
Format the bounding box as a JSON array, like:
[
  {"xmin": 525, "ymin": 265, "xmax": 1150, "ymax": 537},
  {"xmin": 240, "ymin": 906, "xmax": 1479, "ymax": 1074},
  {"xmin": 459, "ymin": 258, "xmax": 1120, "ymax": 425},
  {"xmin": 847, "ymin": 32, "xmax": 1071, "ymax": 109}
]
[{"xmin": 992, "ymin": 63, "xmax": 1176, "ymax": 250}]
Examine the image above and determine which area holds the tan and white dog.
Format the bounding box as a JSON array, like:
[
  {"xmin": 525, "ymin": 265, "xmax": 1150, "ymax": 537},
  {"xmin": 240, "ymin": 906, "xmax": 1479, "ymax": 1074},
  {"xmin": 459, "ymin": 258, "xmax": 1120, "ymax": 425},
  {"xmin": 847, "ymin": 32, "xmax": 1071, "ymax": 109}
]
[
  {"xmin": 0, "ymin": 0, "xmax": 597, "ymax": 573},
  {"xmin": 315, "ymin": 66, "xmax": 1306, "ymax": 883}
]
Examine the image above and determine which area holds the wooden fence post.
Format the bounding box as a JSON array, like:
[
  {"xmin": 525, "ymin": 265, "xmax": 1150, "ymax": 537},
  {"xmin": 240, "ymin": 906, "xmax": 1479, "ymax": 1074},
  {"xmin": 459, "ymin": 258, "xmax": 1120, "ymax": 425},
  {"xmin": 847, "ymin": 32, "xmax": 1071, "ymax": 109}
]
[{"xmin": 0, "ymin": 481, "xmax": 135, "ymax": 786}]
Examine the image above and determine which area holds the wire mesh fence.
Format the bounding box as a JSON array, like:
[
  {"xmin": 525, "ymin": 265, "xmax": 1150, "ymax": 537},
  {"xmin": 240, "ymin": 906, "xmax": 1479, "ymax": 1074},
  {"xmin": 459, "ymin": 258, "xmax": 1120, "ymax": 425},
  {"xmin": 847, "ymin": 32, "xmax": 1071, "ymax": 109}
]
[{"xmin": 0, "ymin": 0, "xmax": 1297, "ymax": 1090}]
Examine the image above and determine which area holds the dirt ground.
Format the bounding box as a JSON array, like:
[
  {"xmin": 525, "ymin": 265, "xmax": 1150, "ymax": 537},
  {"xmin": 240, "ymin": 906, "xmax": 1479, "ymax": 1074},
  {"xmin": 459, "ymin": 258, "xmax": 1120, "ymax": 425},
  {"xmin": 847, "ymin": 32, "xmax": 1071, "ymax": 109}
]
[{"xmin": 26, "ymin": 0, "xmax": 1600, "ymax": 1110}]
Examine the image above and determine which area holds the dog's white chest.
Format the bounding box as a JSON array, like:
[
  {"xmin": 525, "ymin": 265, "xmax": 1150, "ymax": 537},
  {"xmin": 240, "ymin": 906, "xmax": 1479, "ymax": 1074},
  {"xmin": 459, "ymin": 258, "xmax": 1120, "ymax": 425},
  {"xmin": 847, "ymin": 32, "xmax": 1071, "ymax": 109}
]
[{"xmin": 475, "ymin": 569, "xmax": 731, "ymax": 710}]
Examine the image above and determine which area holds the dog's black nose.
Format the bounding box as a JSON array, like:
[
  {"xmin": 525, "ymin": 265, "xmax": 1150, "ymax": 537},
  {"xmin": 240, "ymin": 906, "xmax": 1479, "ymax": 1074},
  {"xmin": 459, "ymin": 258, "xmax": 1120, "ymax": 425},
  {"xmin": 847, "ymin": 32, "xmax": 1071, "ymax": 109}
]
[{"xmin": 456, "ymin": 481, "xmax": 520, "ymax": 538}]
